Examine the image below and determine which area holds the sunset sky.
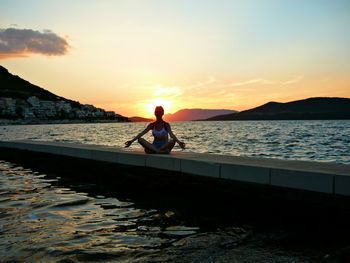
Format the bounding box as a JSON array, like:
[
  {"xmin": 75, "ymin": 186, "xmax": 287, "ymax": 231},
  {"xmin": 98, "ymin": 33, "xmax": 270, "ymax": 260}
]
[{"xmin": 1, "ymin": 0, "xmax": 349, "ymax": 117}]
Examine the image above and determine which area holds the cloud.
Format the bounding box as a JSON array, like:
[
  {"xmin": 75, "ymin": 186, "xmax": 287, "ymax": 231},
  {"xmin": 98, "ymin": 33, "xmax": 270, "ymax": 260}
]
[
  {"xmin": 0, "ymin": 28, "xmax": 69, "ymax": 59},
  {"xmin": 187, "ymin": 76, "xmax": 217, "ymax": 89},
  {"xmin": 280, "ymin": 75, "xmax": 304, "ymax": 85},
  {"xmin": 227, "ymin": 76, "xmax": 303, "ymax": 87},
  {"xmin": 228, "ymin": 78, "xmax": 275, "ymax": 87}
]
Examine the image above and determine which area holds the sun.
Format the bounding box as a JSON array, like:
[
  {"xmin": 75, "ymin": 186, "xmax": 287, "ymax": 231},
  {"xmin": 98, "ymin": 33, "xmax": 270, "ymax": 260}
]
[{"xmin": 145, "ymin": 98, "xmax": 172, "ymax": 117}]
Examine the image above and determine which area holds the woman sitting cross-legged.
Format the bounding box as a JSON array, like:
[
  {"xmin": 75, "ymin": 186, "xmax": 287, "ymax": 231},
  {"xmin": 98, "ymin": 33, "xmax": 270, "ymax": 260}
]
[{"xmin": 124, "ymin": 106, "xmax": 186, "ymax": 154}]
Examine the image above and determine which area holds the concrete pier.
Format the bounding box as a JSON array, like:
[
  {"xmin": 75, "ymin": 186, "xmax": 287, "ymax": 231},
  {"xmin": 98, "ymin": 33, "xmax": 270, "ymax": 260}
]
[{"xmin": 0, "ymin": 140, "xmax": 349, "ymax": 196}]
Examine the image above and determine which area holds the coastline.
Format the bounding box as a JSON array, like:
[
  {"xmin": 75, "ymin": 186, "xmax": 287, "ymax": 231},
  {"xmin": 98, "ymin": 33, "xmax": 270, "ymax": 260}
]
[{"xmin": 0, "ymin": 118, "xmax": 130, "ymax": 126}]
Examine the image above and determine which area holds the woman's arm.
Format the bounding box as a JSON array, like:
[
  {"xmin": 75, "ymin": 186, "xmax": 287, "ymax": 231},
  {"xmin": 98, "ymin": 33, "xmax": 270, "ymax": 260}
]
[
  {"xmin": 165, "ymin": 123, "xmax": 186, "ymax": 149},
  {"xmin": 125, "ymin": 123, "xmax": 152, "ymax": 147}
]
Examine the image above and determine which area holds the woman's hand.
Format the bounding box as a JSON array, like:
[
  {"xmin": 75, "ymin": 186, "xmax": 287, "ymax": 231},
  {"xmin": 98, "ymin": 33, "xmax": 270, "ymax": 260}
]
[
  {"xmin": 124, "ymin": 140, "xmax": 133, "ymax": 148},
  {"xmin": 178, "ymin": 141, "xmax": 186, "ymax": 150}
]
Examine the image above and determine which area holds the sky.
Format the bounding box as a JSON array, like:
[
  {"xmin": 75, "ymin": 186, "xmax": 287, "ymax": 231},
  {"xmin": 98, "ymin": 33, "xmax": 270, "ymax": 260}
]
[{"xmin": 0, "ymin": 0, "xmax": 349, "ymax": 117}]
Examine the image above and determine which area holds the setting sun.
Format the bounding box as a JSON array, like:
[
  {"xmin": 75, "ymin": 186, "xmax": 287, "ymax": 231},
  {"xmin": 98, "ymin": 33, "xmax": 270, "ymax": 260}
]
[{"xmin": 145, "ymin": 98, "xmax": 172, "ymax": 117}]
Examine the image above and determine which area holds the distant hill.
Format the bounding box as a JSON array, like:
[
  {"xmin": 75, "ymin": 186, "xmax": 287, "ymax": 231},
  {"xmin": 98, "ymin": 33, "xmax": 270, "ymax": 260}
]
[
  {"xmin": 129, "ymin": 116, "xmax": 154, "ymax": 122},
  {"xmin": 206, "ymin": 97, "xmax": 350, "ymax": 120},
  {"xmin": 0, "ymin": 65, "xmax": 128, "ymax": 122},
  {"xmin": 0, "ymin": 65, "xmax": 80, "ymax": 107},
  {"xmin": 164, "ymin": 108, "xmax": 237, "ymax": 121}
]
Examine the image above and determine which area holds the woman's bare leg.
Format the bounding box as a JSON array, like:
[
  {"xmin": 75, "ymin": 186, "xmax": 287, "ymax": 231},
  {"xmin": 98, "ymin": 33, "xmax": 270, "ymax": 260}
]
[
  {"xmin": 137, "ymin": 138, "xmax": 159, "ymax": 153},
  {"xmin": 159, "ymin": 139, "xmax": 175, "ymax": 153}
]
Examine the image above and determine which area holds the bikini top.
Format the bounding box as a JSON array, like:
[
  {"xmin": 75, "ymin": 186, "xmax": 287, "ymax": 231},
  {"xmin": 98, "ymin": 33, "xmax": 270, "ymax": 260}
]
[{"xmin": 151, "ymin": 122, "xmax": 168, "ymax": 137}]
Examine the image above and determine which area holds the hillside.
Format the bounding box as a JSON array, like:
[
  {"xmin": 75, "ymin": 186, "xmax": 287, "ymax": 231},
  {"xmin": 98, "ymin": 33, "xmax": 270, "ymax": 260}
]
[
  {"xmin": 206, "ymin": 97, "xmax": 350, "ymax": 120},
  {"xmin": 0, "ymin": 66, "xmax": 80, "ymax": 107},
  {"xmin": 164, "ymin": 108, "xmax": 237, "ymax": 122},
  {"xmin": 0, "ymin": 65, "xmax": 128, "ymax": 122}
]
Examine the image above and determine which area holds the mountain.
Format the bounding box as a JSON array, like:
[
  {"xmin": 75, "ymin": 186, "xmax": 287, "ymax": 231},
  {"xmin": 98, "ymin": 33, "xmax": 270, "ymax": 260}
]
[
  {"xmin": 0, "ymin": 65, "xmax": 79, "ymax": 106},
  {"xmin": 129, "ymin": 116, "xmax": 154, "ymax": 122},
  {"xmin": 206, "ymin": 97, "xmax": 350, "ymax": 120},
  {"xmin": 0, "ymin": 65, "xmax": 128, "ymax": 122},
  {"xmin": 164, "ymin": 108, "xmax": 238, "ymax": 121}
]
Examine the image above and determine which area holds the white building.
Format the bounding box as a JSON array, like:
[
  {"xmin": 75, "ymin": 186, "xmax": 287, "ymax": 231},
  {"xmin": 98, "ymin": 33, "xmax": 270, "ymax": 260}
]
[
  {"xmin": 27, "ymin": 96, "xmax": 40, "ymax": 107},
  {"xmin": 73, "ymin": 109, "xmax": 88, "ymax": 118},
  {"xmin": 0, "ymin": 97, "xmax": 16, "ymax": 116},
  {"xmin": 22, "ymin": 108, "xmax": 36, "ymax": 119},
  {"xmin": 106, "ymin": 111, "xmax": 116, "ymax": 117},
  {"xmin": 56, "ymin": 101, "xmax": 72, "ymax": 113}
]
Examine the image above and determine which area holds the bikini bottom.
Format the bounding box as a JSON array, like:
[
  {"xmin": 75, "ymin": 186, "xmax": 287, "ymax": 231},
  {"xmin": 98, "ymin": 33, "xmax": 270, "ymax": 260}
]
[{"xmin": 152, "ymin": 140, "xmax": 168, "ymax": 149}]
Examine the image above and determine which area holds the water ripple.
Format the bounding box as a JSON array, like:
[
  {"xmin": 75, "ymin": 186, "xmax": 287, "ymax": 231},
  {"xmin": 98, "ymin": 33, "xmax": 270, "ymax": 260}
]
[
  {"xmin": 0, "ymin": 161, "xmax": 199, "ymax": 262},
  {"xmin": 0, "ymin": 120, "xmax": 349, "ymax": 164}
]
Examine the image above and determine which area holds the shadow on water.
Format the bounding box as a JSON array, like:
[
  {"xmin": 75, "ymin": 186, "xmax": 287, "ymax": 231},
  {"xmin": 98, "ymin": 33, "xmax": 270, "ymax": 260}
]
[{"xmin": 1, "ymin": 149, "xmax": 350, "ymax": 262}]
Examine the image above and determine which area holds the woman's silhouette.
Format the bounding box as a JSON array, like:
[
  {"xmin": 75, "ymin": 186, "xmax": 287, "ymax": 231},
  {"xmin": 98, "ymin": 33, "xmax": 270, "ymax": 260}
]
[{"xmin": 125, "ymin": 106, "xmax": 185, "ymax": 153}]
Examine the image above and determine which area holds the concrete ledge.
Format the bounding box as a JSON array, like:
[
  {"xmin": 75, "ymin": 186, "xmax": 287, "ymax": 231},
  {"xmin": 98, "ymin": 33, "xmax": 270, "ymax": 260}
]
[
  {"xmin": 146, "ymin": 154, "xmax": 181, "ymax": 172},
  {"xmin": 60, "ymin": 146, "xmax": 92, "ymax": 159},
  {"xmin": 26, "ymin": 144, "xmax": 63, "ymax": 155},
  {"xmin": 271, "ymin": 169, "xmax": 334, "ymax": 194},
  {"xmin": 1, "ymin": 140, "xmax": 350, "ymax": 197},
  {"xmin": 118, "ymin": 152, "xmax": 147, "ymax": 167},
  {"xmin": 221, "ymin": 163, "xmax": 270, "ymax": 184},
  {"xmin": 91, "ymin": 149, "xmax": 119, "ymax": 163},
  {"xmin": 181, "ymin": 159, "xmax": 220, "ymax": 178},
  {"xmin": 334, "ymin": 175, "xmax": 350, "ymax": 196}
]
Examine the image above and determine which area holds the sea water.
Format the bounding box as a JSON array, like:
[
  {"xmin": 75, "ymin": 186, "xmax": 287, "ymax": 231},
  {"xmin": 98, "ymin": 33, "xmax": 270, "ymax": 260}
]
[
  {"xmin": 2, "ymin": 159, "xmax": 349, "ymax": 262},
  {"xmin": 1, "ymin": 120, "xmax": 350, "ymax": 262},
  {"xmin": 0, "ymin": 120, "xmax": 349, "ymax": 164}
]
